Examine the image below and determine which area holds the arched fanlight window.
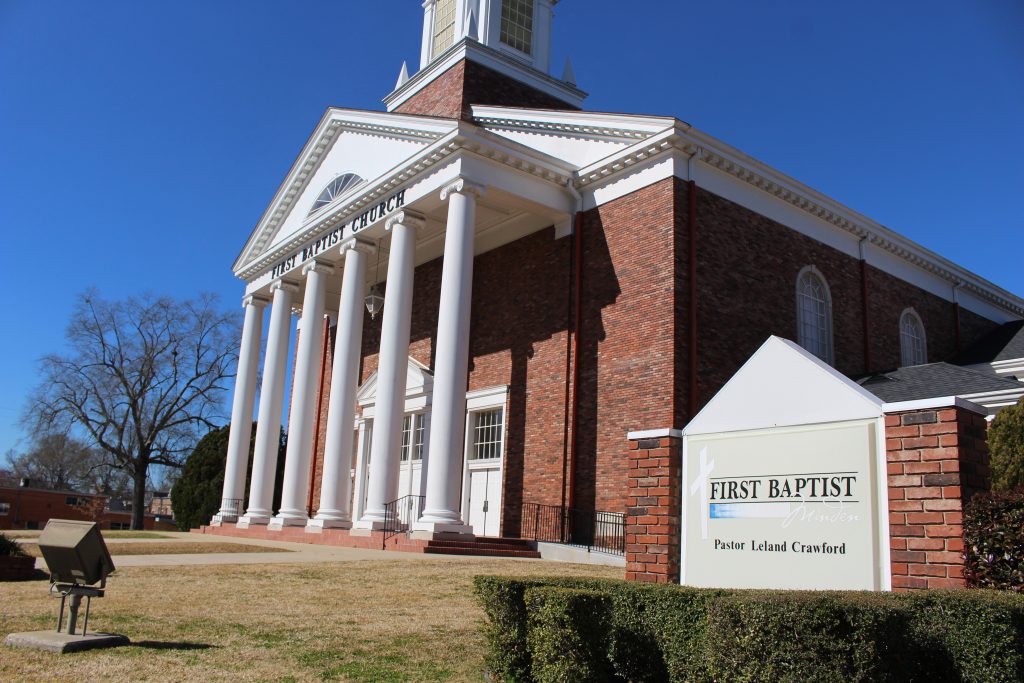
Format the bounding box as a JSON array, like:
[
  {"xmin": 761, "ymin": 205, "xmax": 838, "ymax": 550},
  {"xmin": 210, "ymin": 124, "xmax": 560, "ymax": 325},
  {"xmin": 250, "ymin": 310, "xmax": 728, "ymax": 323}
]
[
  {"xmin": 309, "ymin": 173, "xmax": 365, "ymax": 215},
  {"xmin": 796, "ymin": 266, "xmax": 834, "ymax": 364},
  {"xmin": 899, "ymin": 308, "xmax": 928, "ymax": 366}
]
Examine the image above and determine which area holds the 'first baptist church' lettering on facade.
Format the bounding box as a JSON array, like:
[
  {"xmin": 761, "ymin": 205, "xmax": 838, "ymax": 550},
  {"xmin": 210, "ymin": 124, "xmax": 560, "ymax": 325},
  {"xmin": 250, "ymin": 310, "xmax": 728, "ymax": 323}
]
[{"xmin": 270, "ymin": 189, "xmax": 406, "ymax": 279}]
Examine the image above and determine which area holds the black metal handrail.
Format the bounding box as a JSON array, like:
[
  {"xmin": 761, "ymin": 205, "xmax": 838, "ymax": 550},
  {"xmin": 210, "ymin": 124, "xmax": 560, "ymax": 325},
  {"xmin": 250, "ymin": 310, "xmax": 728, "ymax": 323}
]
[
  {"xmin": 382, "ymin": 495, "xmax": 425, "ymax": 548},
  {"xmin": 221, "ymin": 498, "xmax": 244, "ymax": 517},
  {"xmin": 519, "ymin": 502, "xmax": 626, "ymax": 556}
]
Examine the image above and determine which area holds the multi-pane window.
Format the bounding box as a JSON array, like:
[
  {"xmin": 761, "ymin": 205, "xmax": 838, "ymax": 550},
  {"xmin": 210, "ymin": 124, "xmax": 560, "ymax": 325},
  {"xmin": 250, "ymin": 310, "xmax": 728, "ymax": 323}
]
[
  {"xmin": 471, "ymin": 409, "xmax": 504, "ymax": 460},
  {"xmin": 400, "ymin": 414, "xmax": 426, "ymax": 462},
  {"xmin": 0, "ymin": 502, "xmax": 9, "ymax": 515},
  {"xmin": 500, "ymin": 0, "xmax": 534, "ymax": 54},
  {"xmin": 900, "ymin": 309, "xmax": 928, "ymax": 367},
  {"xmin": 796, "ymin": 268, "xmax": 834, "ymax": 364},
  {"xmin": 432, "ymin": 0, "xmax": 457, "ymax": 57},
  {"xmin": 309, "ymin": 173, "xmax": 365, "ymax": 215}
]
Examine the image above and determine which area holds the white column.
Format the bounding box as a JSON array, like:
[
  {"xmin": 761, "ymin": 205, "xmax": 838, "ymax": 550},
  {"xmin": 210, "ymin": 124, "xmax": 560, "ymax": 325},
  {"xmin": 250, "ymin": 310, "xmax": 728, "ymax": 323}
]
[
  {"xmin": 212, "ymin": 294, "xmax": 269, "ymax": 525},
  {"xmin": 271, "ymin": 260, "xmax": 334, "ymax": 528},
  {"xmin": 414, "ymin": 179, "xmax": 484, "ymax": 536},
  {"xmin": 354, "ymin": 210, "xmax": 425, "ymax": 530},
  {"xmin": 238, "ymin": 280, "xmax": 297, "ymax": 527},
  {"xmin": 308, "ymin": 239, "xmax": 375, "ymax": 531}
]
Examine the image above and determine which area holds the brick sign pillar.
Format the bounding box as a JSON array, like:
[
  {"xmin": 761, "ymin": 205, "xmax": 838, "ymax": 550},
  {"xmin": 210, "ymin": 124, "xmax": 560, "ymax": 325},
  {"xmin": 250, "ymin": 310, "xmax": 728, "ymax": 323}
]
[
  {"xmin": 885, "ymin": 400, "xmax": 990, "ymax": 591},
  {"xmin": 625, "ymin": 429, "xmax": 682, "ymax": 583}
]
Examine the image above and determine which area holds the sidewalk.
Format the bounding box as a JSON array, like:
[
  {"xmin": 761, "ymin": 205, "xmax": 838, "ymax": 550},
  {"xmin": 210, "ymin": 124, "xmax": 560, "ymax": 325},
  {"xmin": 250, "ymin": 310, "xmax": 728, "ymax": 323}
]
[{"xmin": 23, "ymin": 531, "xmax": 540, "ymax": 568}]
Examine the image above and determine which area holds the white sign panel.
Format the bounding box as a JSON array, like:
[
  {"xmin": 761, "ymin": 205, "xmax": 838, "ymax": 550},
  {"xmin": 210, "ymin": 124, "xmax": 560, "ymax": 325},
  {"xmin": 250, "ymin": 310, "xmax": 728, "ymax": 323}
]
[{"xmin": 682, "ymin": 419, "xmax": 885, "ymax": 591}]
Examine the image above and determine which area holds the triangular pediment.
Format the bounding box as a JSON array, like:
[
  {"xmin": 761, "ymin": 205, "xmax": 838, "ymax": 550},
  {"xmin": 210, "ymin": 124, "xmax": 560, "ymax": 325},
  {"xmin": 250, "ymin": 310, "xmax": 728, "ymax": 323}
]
[
  {"xmin": 471, "ymin": 105, "xmax": 677, "ymax": 168},
  {"xmin": 234, "ymin": 108, "xmax": 458, "ymax": 276},
  {"xmin": 357, "ymin": 357, "xmax": 433, "ymax": 407},
  {"xmin": 685, "ymin": 336, "xmax": 884, "ymax": 436}
]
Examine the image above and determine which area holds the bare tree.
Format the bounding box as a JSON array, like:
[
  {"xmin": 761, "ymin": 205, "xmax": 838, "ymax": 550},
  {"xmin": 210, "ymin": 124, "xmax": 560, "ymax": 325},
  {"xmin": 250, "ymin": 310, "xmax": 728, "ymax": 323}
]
[
  {"xmin": 24, "ymin": 290, "xmax": 239, "ymax": 529},
  {"xmin": 4, "ymin": 432, "xmax": 103, "ymax": 492}
]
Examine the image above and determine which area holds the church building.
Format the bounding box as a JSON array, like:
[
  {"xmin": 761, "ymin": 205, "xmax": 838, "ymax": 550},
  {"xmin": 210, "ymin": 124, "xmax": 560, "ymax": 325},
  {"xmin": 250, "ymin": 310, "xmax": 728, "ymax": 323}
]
[{"xmin": 209, "ymin": 0, "xmax": 1024, "ymax": 560}]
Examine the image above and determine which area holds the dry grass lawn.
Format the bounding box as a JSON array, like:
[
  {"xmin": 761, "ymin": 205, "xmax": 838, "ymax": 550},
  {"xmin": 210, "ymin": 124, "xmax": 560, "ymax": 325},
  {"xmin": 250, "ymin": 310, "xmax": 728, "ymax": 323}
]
[
  {"xmin": 17, "ymin": 542, "xmax": 292, "ymax": 557},
  {"xmin": 1, "ymin": 557, "xmax": 621, "ymax": 682}
]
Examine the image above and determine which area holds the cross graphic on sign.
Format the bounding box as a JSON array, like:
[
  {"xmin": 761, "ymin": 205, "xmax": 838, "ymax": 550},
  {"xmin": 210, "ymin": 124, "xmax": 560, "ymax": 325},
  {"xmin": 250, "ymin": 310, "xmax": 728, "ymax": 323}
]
[{"xmin": 689, "ymin": 447, "xmax": 714, "ymax": 540}]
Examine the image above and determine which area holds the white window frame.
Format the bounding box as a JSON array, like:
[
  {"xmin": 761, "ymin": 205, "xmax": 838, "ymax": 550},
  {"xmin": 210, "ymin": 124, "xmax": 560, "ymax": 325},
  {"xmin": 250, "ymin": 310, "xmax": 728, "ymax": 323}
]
[
  {"xmin": 0, "ymin": 502, "xmax": 10, "ymax": 515},
  {"xmin": 795, "ymin": 265, "xmax": 835, "ymax": 365},
  {"xmin": 498, "ymin": 0, "xmax": 535, "ymax": 57},
  {"xmin": 899, "ymin": 307, "xmax": 928, "ymax": 367}
]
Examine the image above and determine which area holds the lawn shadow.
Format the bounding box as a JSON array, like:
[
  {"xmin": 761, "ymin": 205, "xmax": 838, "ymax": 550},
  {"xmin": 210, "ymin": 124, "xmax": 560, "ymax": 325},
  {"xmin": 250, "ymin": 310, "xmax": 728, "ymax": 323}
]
[{"xmin": 131, "ymin": 641, "xmax": 218, "ymax": 651}]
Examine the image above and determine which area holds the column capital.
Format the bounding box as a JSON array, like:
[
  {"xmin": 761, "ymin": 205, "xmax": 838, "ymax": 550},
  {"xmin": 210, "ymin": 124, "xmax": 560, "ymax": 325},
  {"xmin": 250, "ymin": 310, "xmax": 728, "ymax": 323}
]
[
  {"xmin": 242, "ymin": 294, "xmax": 270, "ymax": 309},
  {"xmin": 340, "ymin": 237, "xmax": 377, "ymax": 256},
  {"xmin": 301, "ymin": 259, "xmax": 335, "ymax": 277},
  {"xmin": 270, "ymin": 279, "xmax": 300, "ymax": 294},
  {"xmin": 440, "ymin": 178, "xmax": 486, "ymax": 201},
  {"xmin": 386, "ymin": 209, "xmax": 426, "ymax": 232}
]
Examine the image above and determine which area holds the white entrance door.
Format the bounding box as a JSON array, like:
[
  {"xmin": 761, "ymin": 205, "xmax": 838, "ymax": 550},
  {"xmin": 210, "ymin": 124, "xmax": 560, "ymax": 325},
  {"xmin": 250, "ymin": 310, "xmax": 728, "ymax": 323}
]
[{"xmin": 467, "ymin": 467, "xmax": 502, "ymax": 537}]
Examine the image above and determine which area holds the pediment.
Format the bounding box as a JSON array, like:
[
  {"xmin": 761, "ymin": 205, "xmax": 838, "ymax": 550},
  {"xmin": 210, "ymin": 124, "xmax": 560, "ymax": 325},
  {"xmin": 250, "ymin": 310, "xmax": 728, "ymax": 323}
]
[
  {"xmin": 356, "ymin": 357, "xmax": 433, "ymax": 407},
  {"xmin": 234, "ymin": 108, "xmax": 458, "ymax": 275},
  {"xmin": 471, "ymin": 105, "xmax": 676, "ymax": 168},
  {"xmin": 685, "ymin": 336, "xmax": 884, "ymax": 436}
]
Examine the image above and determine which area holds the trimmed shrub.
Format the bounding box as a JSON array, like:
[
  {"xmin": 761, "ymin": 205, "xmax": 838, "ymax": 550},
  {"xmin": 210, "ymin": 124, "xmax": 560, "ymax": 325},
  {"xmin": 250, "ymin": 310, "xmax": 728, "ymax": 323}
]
[
  {"xmin": 705, "ymin": 592, "xmax": 909, "ymax": 682},
  {"xmin": 901, "ymin": 590, "xmax": 1024, "ymax": 682},
  {"xmin": 963, "ymin": 490, "xmax": 1024, "ymax": 592},
  {"xmin": 0, "ymin": 532, "xmax": 25, "ymax": 557},
  {"xmin": 525, "ymin": 587, "xmax": 614, "ymax": 683},
  {"xmin": 989, "ymin": 396, "xmax": 1024, "ymax": 492},
  {"xmin": 476, "ymin": 575, "xmax": 1024, "ymax": 683}
]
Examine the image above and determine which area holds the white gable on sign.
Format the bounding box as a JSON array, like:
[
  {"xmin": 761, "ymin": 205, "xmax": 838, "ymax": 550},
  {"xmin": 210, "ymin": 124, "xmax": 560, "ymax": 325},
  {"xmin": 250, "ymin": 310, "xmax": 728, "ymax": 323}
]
[{"xmin": 685, "ymin": 336, "xmax": 884, "ymax": 436}]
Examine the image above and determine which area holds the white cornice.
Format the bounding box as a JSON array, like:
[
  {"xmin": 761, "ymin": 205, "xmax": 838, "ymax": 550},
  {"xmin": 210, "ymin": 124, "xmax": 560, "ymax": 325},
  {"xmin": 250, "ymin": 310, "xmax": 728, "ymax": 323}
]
[
  {"xmin": 569, "ymin": 119, "xmax": 1024, "ymax": 318},
  {"xmin": 384, "ymin": 38, "xmax": 587, "ymax": 112},
  {"xmin": 235, "ymin": 122, "xmax": 576, "ymax": 281},
  {"xmin": 234, "ymin": 109, "xmax": 455, "ymax": 274}
]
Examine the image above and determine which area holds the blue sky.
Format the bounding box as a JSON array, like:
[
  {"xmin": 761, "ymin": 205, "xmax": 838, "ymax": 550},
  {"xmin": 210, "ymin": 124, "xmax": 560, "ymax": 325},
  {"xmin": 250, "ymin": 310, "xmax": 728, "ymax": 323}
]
[{"xmin": 1, "ymin": 0, "xmax": 1022, "ymax": 456}]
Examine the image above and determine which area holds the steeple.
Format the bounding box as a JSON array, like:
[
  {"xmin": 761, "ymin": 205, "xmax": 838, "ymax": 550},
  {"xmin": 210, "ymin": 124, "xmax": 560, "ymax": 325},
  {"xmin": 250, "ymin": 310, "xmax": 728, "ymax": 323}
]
[{"xmin": 385, "ymin": 0, "xmax": 586, "ymax": 118}]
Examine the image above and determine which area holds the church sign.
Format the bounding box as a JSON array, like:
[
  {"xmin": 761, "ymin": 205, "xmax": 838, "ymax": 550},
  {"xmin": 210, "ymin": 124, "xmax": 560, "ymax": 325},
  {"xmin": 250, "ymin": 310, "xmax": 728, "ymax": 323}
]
[{"xmin": 680, "ymin": 337, "xmax": 890, "ymax": 591}]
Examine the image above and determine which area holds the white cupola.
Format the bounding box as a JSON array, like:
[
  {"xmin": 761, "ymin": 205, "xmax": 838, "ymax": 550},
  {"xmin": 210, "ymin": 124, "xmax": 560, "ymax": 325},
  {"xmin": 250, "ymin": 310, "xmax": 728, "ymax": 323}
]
[{"xmin": 419, "ymin": 0, "xmax": 557, "ymax": 74}]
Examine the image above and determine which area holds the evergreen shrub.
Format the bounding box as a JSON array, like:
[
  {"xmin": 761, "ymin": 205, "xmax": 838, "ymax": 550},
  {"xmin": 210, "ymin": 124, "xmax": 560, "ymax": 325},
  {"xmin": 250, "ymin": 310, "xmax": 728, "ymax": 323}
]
[
  {"xmin": 963, "ymin": 490, "xmax": 1024, "ymax": 592},
  {"xmin": 474, "ymin": 575, "xmax": 1024, "ymax": 683}
]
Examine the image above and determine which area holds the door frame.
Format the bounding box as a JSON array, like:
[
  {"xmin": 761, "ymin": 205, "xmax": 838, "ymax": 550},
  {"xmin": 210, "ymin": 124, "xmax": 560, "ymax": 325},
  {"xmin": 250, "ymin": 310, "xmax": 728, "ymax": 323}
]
[{"xmin": 460, "ymin": 385, "xmax": 509, "ymax": 537}]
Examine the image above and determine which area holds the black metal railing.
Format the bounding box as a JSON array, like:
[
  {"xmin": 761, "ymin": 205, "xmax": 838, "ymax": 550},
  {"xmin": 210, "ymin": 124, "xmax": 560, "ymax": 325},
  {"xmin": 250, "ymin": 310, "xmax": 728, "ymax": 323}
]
[
  {"xmin": 221, "ymin": 498, "xmax": 244, "ymax": 517},
  {"xmin": 382, "ymin": 495, "xmax": 425, "ymax": 547},
  {"xmin": 519, "ymin": 502, "xmax": 626, "ymax": 556}
]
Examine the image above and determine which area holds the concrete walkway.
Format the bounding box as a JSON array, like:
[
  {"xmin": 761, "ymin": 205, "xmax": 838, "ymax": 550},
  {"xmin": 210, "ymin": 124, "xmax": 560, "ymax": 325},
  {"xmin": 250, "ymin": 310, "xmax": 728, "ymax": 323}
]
[{"xmin": 21, "ymin": 531, "xmax": 544, "ymax": 568}]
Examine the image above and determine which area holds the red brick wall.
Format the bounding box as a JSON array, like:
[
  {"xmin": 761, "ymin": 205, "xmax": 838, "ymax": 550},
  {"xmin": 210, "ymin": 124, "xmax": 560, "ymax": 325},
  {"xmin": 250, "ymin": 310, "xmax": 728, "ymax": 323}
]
[
  {"xmin": 298, "ymin": 177, "xmax": 1004, "ymax": 537},
  {"xmin": 0, "ymin": 488, "xmax": 173, "ymax": 531},
  {"xmin": 625, "ymin": 434, "xmax": 682, "ymax": 583},
  {"xmin": 885, "ymin": 405, "xmax": 990, "ymax": 590},
  {"xmin": 0, "ymin": 489, "xmax": 106, "ymax": 530},
  {"xmin": 393, "ymin": 59, "xmax": 579, "ymax": 120},
  {"xmin": 576, "ymin": 179, "xmax": 679, "ymax": 515},
  {"xmin": 692, "ymin": 187, "xmax": 998, "ymax": 409}
]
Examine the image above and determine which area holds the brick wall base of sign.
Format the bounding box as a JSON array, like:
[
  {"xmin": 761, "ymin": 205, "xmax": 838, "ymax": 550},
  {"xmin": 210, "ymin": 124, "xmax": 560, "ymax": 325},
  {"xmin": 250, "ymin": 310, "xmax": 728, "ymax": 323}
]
[
  {"xmin": 625, "ymin": 432, "xmax": 682, "ymax": 583},
  {"xmin": 885, "ymin": 402, "xmax": 991, "ymax": 591}
]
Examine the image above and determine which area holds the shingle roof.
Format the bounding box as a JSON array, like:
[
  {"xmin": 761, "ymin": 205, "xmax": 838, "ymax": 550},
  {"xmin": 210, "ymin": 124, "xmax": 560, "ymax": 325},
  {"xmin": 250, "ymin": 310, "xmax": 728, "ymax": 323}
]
[
  {"xmin": 856, "ymin": 362, "xmax": 1024, "ymax": 403},
  {"xmin": 953, "ymin": 320, "xmax": 1024, "ymax": 365}
]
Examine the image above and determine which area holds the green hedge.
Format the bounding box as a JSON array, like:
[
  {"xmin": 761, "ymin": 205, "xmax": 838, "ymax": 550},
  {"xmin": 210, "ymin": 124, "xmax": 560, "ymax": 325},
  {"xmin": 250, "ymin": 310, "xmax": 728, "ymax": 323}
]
[
  {"xmin": 964, "ymin": 490, "xmax": 1024, "ymax": 592},
  {"xmin": 474, "ymin": 576, "xmax": 1024, "ymax": 683}
]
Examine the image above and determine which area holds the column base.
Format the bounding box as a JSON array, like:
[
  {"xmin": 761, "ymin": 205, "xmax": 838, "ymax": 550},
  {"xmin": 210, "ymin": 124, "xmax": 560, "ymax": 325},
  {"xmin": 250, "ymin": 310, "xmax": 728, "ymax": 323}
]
[
  {"xmin": 351, "ymin": 518, "xmax": 386, "ymax": 533},
  {"xmin": 236, "ymin": 513, "xmax": 271, "ymax": 529},
  {"xmin": 268, "ymin": 513, "xmax": 308, "ymax": 530},
  {"xmin": 306, "ymin": 516, "xmax": 352, "ymax": 533},
  {"xmin": 411, "ymin": 520, "xmax": 474, "ymax": 536}
]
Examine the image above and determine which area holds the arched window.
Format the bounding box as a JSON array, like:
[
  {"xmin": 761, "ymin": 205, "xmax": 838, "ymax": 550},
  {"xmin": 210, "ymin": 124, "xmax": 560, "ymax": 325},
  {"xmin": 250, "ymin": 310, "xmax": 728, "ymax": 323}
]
[
  {"xmin": 796, "ymin": 266, "xmax": 834, "ymax": 364},
  {"xmin": 899, "ymin": 308, "xmax": 928, "ymax": 366},
  {"xmin": 309, "ymin": 173, "xmax": 365, "ymax": 215}
]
